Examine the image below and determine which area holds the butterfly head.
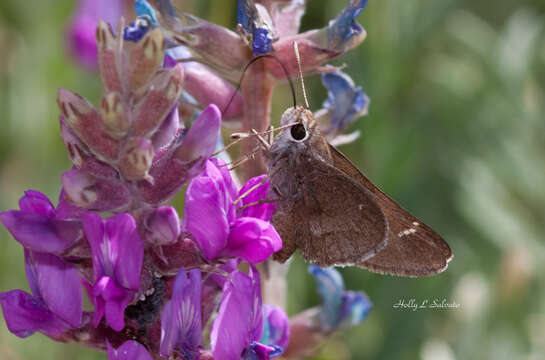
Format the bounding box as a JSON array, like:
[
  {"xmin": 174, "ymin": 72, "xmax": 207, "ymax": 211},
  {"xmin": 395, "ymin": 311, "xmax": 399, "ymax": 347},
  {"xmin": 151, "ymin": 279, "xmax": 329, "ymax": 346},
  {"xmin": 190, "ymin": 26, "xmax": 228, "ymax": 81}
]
[{"xmin": 279, "ymin": 105, "xmax": 316, "ymax": 143}]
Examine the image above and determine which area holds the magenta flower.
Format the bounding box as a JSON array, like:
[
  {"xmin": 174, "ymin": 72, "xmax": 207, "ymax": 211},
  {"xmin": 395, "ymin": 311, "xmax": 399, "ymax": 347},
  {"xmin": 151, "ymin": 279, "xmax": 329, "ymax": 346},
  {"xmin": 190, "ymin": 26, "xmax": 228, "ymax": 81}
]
[
  {"xmin": 66, "ymin": 0, "xmax": 124, "ymax": 70},
  {"xmin": 183, "ymin": 159, "xmax": 281, "ymax": 264},
  {"xmin": 83, "ymin": 212, "xmax": 144, "ymax": 331},
  {"xmin": 263, "ymin": 305, "xmax": 290, "ymax": 351},
  {"xmin": 0, "ymin": 190, "xmax": 83, "ymax": 255},
  {"xmin": 211, "ymin": 266, "xmax": 278, "ymax": 360},
  {"xmin": 108, "ymin": 340, "xmax": 153, "ymax": 360},
  {"xmin": 0, "ymin": 250, "xmax": 83, "ymax": 339},
  {"xmin": 160, "ymin": 268, "xmax": 202, "ymax": 358}
]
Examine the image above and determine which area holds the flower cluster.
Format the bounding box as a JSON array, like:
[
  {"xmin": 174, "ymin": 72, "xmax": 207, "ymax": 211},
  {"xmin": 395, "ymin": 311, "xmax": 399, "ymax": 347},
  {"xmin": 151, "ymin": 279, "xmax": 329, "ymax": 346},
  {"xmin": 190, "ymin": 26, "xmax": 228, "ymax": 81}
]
[{"xmin": 1, "ymin": 0, "xmax": 374, "ymax": 359}]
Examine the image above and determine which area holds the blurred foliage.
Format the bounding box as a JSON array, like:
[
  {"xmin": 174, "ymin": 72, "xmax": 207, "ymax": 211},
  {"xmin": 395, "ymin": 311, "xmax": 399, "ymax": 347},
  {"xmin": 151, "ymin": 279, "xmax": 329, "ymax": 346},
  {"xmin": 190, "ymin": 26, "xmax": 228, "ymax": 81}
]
[{"xmin": 1, "ymin": 0, "xmax": 545, "ymax": 359}]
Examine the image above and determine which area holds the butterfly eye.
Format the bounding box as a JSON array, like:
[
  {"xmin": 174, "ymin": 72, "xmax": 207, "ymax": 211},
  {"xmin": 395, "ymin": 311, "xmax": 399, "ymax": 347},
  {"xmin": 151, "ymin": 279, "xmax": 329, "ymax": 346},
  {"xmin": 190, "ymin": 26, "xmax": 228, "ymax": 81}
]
[{"xmin": 290, "ymin": 123, "xmax": 307, "ymax": 141}]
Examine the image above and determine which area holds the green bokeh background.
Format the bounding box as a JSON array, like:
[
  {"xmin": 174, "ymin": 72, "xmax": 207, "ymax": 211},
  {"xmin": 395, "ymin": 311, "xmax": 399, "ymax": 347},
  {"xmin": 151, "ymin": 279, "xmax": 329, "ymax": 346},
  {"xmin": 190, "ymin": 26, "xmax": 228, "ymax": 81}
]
[{"xmin": 1, "ymin": 0, "xmax": 545, "ymax": 359}]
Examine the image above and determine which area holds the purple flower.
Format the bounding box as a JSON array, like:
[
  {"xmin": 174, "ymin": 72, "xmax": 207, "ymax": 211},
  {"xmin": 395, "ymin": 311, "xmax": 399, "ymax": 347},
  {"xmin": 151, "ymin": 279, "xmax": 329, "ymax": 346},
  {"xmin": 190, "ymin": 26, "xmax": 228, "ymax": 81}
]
[
  {"xmin": 0, "ymin": 250, "xmax": 83, "ymax": 339},
  {"xmin": 160, "ymin": 268, "xmax": 202, "ymax": 358},
  {"xmin": 211, "ymin": 266, "xmax": 278, "ymax": 360},
  {"xmin": 183, "ymin": 160, "xmax": 281, "ymax": 263},
  {"xmin": 262, "ymin": 305, "xmax": 290, "ymax": 351},
  {"xmin": 66, "ymin": 0, "xmax": 124, "ymax": 70},
  {"xmin": 143, "ymin": 206, "xmax": 181, "ymax": 246},
  {"xmin": 108, "ymin": 340, "xmax": 153, "ymax": 360},
  {"xmin": 83, "ymin": 212, "xmax": 144, "ymax": 331},
  {"xmin": 0, "ymin": 190, "xmax": 83, "ymax": 255},
  {"xmin": 308, "ymin": 265, "xmax": 371, "ymax": 332}
]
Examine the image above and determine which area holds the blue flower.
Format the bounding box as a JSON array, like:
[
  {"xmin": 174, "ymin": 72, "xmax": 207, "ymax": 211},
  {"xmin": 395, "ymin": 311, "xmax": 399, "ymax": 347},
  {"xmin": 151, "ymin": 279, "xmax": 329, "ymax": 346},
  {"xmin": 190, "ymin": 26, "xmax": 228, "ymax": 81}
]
[
  {"xmin": 124, "ymin": 0, "xmax": 159, "ymax": 42},
  {"xmin": 135, "ymin": 0, "xmax": 159, "ymax": 24},
  {"xmin": 309, "ymin": 265, "xmax": 372, "ymax": 332},
  {"xmin": 237, "ymin": 0, "xmax": 274, "ymax": 55},
  {"xmin": 252, "ymin": 28, "xmax": 274, "ymax": 55},
  {"xmin": 328, "ymin": 0, "xmax": 368, "ymax": 49},
  {"xmin": 321, "ymin": 66, "xmax": 370, "ymax": 134}
]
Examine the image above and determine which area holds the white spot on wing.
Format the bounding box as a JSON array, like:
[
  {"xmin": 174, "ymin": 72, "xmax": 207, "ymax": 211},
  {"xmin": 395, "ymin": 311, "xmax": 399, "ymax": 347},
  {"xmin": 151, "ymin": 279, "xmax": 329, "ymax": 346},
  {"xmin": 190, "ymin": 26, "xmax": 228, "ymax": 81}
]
[{"xmin": 398, "ymin": 227, "xmax": 417, "ymax": 238}]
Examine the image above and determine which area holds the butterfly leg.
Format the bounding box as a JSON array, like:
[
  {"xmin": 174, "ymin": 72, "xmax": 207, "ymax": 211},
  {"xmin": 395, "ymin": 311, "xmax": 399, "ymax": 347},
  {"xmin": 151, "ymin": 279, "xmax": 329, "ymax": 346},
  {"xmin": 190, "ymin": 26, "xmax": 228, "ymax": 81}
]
[
  {"xmin": 233, "ymin": 175, "xmax": 270, "ymax": 205},
  {"xmin": 237, "ymin": 198, "xmax": 278, "ymax": 212},
  {"xmin": 250, "ymin": 128, "xmax": 271, "ymax": 151}
]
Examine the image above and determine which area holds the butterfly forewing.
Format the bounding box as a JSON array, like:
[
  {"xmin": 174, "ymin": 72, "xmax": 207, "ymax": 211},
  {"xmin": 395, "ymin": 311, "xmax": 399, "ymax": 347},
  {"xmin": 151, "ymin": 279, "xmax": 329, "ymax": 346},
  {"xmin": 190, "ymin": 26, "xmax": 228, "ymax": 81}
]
[
  {"xmin": 328, "ymin": 145, "xmax": 453, "ymax": 276},
  {"xmin": 271, "ymin": 149, "xmax": 389, "ymax": 268}
]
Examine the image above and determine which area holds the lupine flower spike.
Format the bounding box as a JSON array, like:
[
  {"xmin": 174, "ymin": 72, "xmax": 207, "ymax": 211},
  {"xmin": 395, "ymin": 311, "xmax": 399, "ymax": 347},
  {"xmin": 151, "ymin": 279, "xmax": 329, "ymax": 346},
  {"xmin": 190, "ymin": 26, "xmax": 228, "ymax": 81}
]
[{"xmin": 1, "ymin": 0, "xmax": 375, "ymax": 358}]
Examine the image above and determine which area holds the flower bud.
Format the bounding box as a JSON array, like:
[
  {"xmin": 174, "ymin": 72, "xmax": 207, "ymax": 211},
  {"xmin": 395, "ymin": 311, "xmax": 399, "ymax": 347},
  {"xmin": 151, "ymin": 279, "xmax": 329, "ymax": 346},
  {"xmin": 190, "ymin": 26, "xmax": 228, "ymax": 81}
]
[
  {"xmin": 61, "ymin": 169, "xmax": 131, "ymax": 212},
  {"xmin": 57, "ymin": 88, "xmax": 120, "ymax": 161},
  {"xmin": 100, "ymin": 92, "xmax": 129, "ymax": 139},
  {"xmin": 61, "ymin": 170, "xmax": 98, "ymax": 208},
  {"xmin": 145, "ymin": 206, "xmax": 180, "ymax": 246},
  {"xmin": 131, "ymin": 64, "xmax": 184, "ymax": 138},
  {"xmin": 127, "ymin": 28, "xmax": 165, "ymax": 92},
  {"xmin": 119, "ymin": 138, "xmax": 154, "ymax": 181},
  {"xmin": 96, "ymin": 20, "xmax": 122, "ymax": 93}
]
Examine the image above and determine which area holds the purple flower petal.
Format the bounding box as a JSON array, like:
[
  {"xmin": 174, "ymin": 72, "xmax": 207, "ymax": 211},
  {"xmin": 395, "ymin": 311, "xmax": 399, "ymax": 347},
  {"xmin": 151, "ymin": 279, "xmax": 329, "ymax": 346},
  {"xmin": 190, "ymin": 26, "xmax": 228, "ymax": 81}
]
[
  {"xmin": 238, "ymin": 175, "xmax": 275, "ymax": 221},
  {"xmin": 106, "ymin": 215, "xmax": 143, "ymax": 290},
  {"xmin": 211, "ymin": 266, "xmax": 263, "ymax": 360},
  {"xmin": 138, "ymin": 105, "xmax": 222, "ymax": 205},
  {"xmin": 66, "ymin": 0, "xmax": 123, "ymax": 70},
  {"xmin": 264, "ymin": 305, "xmax": 290, "ymax": 350},
  {"xmin": 206, "ymin": 159, "xmax": 238, "ymax": 222},
  {"xmin": 83, "ymin": 212, "xmax": 143, "ymax": 290},
  {"xmin": 18, "ymin": 190, "xmax": 56, "ymax": 217},
  {"xmin": 174, "ymin": 104, "xmax": 222, "ymax": 164},
  {"xmin": 225, "ymin": 218, "xmax": 282, "ymax": 263},
  {"xmin": 160, "ymin": 268, "xmax": 202, "ymax": 358},
  {"xmin": 0, "ymin": 211, "xmax": 82, "ymax": 254},
  {"xmin": 183, "ymin": 177, "xmax": 230, "ymax": 260},
  {"xmin": 92, "ymin": 276, "xmax": 133, "ymax": 331},
  {"xmin": 83, "ymin": 213, "xmax": 143, "ymax": 330},
  {"xmin": 108, "ymin": 340, "xmax": 154, "ymax": 360},
  {"xmin": 0, "ymin": 290, "xmax": 69, "ymax": 339},
  {"xmin": 24, "ymin": 251, "xmax": 83, "ymax": 328}
]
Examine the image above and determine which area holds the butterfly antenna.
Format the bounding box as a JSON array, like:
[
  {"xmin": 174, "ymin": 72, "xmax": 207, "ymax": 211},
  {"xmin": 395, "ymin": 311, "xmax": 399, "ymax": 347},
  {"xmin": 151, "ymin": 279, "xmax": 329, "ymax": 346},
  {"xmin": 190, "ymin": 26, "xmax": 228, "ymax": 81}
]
[
  {"xmin": 293, "ymin": 42, "xmax": 309, "ymax": 109},
  {"xmin": 222, "ymin": 54, "xmax": 297, "ymax": 116}
]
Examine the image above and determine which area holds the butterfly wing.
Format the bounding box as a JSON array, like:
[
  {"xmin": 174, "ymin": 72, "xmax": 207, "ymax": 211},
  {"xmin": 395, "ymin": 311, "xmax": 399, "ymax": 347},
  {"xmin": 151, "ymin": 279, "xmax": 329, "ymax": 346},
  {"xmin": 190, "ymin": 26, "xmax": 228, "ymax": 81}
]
[
  {"xmin": 328, "ymin": 145, "xmax": 453, "ymax": 276},
  {"xmin": 272, "ymin": 155, "xmax": 389, "ymax": 268}
]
